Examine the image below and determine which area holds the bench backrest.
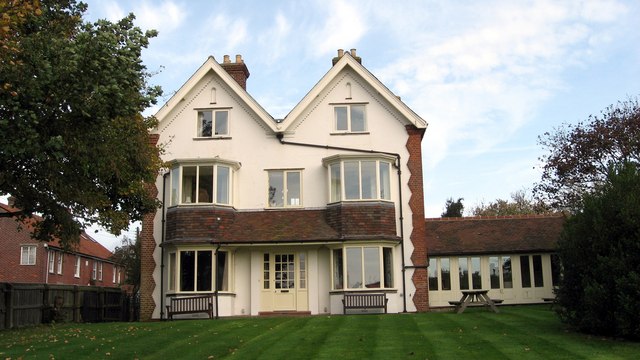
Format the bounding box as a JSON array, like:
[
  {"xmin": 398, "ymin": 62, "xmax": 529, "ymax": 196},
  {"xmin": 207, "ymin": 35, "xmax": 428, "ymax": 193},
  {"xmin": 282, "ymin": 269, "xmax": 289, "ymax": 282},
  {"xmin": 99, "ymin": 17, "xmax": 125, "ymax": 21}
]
[
  {"xmin": 170, "ymin": 296, "xmax": 211, "ymax": 312},
  {"xmin": 344, "ymin": 294, "xmax": 387, "ymax": 307}
]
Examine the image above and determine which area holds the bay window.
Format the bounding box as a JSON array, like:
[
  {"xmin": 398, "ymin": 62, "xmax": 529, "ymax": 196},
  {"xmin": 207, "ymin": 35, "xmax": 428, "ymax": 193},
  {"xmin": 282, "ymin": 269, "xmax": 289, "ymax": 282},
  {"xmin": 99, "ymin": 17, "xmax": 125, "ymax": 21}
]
[
  {"xmin": 323, "ymin": 155, "xmax": 394, "ymax": 202},
  {"xmin": 169, "ymin": 159, "xmax": 239, "ymax": 206},
  {"xmin": 332, "ymin": 246, "xmax": 394, "ymax": 290},
  {"xmin": 172, "ymin": 249, "xmax": 230, "ymax": 293}
]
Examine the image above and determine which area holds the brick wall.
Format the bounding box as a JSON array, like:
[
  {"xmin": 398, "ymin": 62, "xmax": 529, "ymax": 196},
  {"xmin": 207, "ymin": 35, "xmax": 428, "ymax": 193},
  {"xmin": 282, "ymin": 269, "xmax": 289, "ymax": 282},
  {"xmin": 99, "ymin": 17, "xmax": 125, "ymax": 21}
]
[
  {"xmin": 405, "ymin": 125, "xmax": 429, "ymax": 311},
  {"xmin": 325, "ymin": 202, "xmax": 397, "ymax": 238}
]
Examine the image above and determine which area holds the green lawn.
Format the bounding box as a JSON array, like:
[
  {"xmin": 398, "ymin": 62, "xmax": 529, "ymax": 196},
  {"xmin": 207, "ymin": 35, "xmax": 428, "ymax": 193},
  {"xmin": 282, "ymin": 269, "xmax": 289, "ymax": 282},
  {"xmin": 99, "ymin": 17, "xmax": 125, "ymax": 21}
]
[{"xmin": 1, "ymin": 305, "xmax": 638, "ymax": 359}]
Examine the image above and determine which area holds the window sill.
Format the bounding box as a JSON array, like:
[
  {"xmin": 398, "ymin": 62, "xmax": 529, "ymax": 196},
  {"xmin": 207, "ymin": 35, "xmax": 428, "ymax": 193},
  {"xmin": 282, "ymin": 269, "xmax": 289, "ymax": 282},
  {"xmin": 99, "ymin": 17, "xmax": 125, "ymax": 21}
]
[
  {"xmin": 193, "ymin": 136, "xmax": 232, "ymax": 140},
  {"xmin": 330, "ymin": 132, "xmax": 370, "ymax": 136}
]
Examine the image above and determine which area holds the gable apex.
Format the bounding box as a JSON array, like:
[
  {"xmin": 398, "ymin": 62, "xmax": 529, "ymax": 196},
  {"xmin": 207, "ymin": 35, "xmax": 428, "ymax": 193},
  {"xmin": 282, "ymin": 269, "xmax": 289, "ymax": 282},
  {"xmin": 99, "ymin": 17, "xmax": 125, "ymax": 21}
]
[{"xmin": 153, "ymin": 56, "xmax": 277, "ymax": 134}]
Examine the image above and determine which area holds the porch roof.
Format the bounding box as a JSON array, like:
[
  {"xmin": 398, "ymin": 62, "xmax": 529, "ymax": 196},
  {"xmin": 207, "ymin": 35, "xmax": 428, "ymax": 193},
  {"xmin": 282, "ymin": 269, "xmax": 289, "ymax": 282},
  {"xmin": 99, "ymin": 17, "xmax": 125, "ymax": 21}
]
[{"xmin": 425, "ymin": 214, "xmax": 566, "ymax": 256}]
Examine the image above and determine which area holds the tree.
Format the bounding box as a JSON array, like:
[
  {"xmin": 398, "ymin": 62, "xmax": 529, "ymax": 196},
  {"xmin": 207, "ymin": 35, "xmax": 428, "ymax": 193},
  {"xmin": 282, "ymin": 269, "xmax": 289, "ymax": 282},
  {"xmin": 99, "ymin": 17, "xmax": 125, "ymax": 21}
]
[
  {"xmin": 470, "ymin": 189, "xmax": 550, "ymax": 216},
  {"xmin": 0, "ymin": 1, "xmax": 163, "ymax": 246},
  {"xmin": 555, "ymin": 162, "xmax": 640, "ymax": 339},
  {"xmin": 534, "ymin": 97, "xmax": 640, "ymax": 212},
  {"xmin": 441, "ymin": 197, "xmax": 464, "ymax": 217},
  {"xmin": 111, "ymin": 232, "xmax": 141, "ymax": 294}
]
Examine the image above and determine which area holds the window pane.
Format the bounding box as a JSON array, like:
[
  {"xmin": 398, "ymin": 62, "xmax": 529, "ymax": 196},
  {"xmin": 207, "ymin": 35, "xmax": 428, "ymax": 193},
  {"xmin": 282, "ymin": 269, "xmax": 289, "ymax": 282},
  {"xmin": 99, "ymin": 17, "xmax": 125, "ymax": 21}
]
[
  {"xmin": 198, "ymin": 111, "xmax": 212, "ymax": 137},
  {"xmin": 263, "ymin": 253, "xmax": 270, "ymax": 290},
  {"xmin": 335, "ymin": 106, "xmax": 348, "ymax": 131},
  {"xmin": 286, "ymin": 171, "xmax": 301, "ymax": 206},
  {"xmin": 361, "ymin": 161, "xmax": 377, "ymax": 199},
  {"xmin": 182, "ymin": 166, "xmax": 197, "ymax": 203},
  {"xmin": 383, "ymin": 247, "xmax": 393, "ymax": 288},
  {"xmin": 214, "ymin": 111, "xmax": 228, "ymax": 135},
  {"xmin": 428, "ymin": 258, "xmax": 438, "ymax": 291},
  {"xmin": 198, "ymin": 166, "xmax": 213, "ymax": 203},
  {"xmin": 489, "ymin": 257, "xmax": 500, "ymax": 289},
  {"xmin": 363, "ymin": 247, "xmax": 380, "ymax": 288},
  {"xmin": 217, "ymin": 251, "xmax": 228, "ymax": 291},
  {"xmin": 169, "ymin": 253, "xmax": 176, "ymax": 291},
  {"xmin": 180, "ymin": 251, "xmax": 195, "ymax": 291},
  {"xmin": 379, "ymin": 162, "xmax": 391, "ymax": 200},
  {"xmin": 197, "ymin": 251, "xmax": 212, "ymax": 291},
  {"xmin": 346, "ymin": 248, "xmax": 363, "ymax": 288},
  {"xmin": 520, "ymin": 256, "xmax": 531, "ymax": 288},
  {"xmin": 216, "ymin": 166, "xmax": 230, "ymax": 204},
  {"xmin": 471, "ymin": 257, "xmax": 481, "ymax": 289},
  {"xmin": 171, "ymin": 167, "xmax": 180, "ymax": 206},
  {"xmin": 350, "ymin": 105, "xmax": 366, "ymax": 131},
  {"xmin": 502, "ymin": 256, "xmax": 513, "ymax": 288},
  {"xmin": 330, "ymin": 163, "xmax": 341, "ymax": 202},
  {"xmin": 459, "ymin": 257, "xmax": 469, "ymax": 290},
  {"xmin": 441, "ymin": 258, "xmax": 451, "ymax": 290},
  {"xmin": 299, "ymin": 253, "xmax": 306, "ymax": 289},
  {"xmin": 333, "ymin": 249, "xmax": 343, "ymax": 289},
  {"xmin": 268, "ymin": 171, "xmax": 284, "ymax": 207},
  {"xmin": 533, "ymin": 255, "xmax": 544, "ymax": 287},
  {"xmin": 344, "ymin": 161, "xmax": 360, "ymax": 200}
]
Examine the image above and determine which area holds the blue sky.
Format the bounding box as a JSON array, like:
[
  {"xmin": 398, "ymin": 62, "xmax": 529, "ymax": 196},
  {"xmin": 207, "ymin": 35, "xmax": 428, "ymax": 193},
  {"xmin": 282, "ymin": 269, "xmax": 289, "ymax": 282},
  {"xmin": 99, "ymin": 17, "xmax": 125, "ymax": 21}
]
[{"xmin": 78, "ymin": 0, "xmax": 639, "ymax": 249}]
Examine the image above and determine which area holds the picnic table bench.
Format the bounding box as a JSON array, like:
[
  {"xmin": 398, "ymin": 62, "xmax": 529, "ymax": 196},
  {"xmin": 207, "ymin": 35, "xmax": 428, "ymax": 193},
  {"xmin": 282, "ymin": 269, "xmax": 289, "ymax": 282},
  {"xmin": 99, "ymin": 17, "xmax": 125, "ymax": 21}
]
[
  {"xmin": 450, "ymin": 290, "xmax": 501, "ymax": 314},
  {"xmin": 166, "ymin": 295, "xmax": 214, "ymax": 320},
  {"xmin": 343, "ymin": 293, "xmax": 388, "ymax": 314}
]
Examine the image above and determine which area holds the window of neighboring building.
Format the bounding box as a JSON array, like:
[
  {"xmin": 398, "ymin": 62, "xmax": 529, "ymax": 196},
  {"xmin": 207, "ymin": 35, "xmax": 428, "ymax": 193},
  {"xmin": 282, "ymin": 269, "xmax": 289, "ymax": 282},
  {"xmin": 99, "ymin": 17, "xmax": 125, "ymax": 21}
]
[
  {"xmin": 267, "ymin": 170, "xmax": 302, "ymax": 207},
  {"xmin": 170, "ymin": 162, "xmax": 238, "ymax": 206},
  {"xmin": 334, "ymin": 104, "xmax": 366, "ymax": 132},
  {"xmin": 74, "ymin": 256, "xmax": 81, "ymax": 278},
  {"xmin": 177, "ymin": 249, "xmax": 230, "ymax": 293},
  {"xmin": 20, "ymin": 245, "xmax": 37, "ymax": 265},
  {"xmin": 92, "ymin": 261, "xmax": 97, "ymax": 280},
  {"xmin": 324, "ymin": 156, "xmax": 393, "ymax": 203},
  {"xmin": 113, "ymin": 265, "xmax": 117, "ymax": 283},
  {"xmin": 48, "ymin": 251, "xmax": 56, "ymax": 273},
  {"xmin": 57, "ymin": 253, "xmax": 63, "ymax": 274},
  {"xmin": 98, "ymin": 262, "xmax": 103, "ymax": 281},
  {"xmin": 197, "ymin": 109, "xmax": 229, "ymax": 137},
  {"xmin": 332, "ymin": 246, "xmax": 394, "ymax": 290}
]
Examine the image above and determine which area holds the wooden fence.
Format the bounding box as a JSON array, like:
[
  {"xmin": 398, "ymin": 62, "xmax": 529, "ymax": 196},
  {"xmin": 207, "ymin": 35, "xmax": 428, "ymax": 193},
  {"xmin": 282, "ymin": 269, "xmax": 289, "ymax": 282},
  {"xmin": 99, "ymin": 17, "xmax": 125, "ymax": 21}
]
[{"xmin": 0, "ymin": 283, "xmax": 138, "ymax": 330}]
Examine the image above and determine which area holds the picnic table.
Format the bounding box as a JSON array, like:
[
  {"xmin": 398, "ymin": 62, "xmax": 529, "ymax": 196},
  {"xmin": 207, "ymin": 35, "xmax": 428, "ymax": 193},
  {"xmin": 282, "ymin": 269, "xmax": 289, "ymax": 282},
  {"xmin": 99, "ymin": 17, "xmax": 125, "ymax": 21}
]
[{"xmin": 449, "ymin": 290, "xmax": 501, "ymax": 314}]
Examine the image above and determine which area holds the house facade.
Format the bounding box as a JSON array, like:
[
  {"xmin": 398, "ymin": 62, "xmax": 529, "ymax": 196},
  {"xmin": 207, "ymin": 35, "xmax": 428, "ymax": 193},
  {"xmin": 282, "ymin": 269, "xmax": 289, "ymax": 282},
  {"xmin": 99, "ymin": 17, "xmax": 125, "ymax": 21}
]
[
  {"xmin": 425, "ymin": 215, "xmax": 564, "ymax": 307},
  {"xmin": 140, "ymin": 49, "xmax": 428, "ymax": 319},
  {"xmin": 0, "ymin": 202, "xmax": 123, "ymax": 287}
]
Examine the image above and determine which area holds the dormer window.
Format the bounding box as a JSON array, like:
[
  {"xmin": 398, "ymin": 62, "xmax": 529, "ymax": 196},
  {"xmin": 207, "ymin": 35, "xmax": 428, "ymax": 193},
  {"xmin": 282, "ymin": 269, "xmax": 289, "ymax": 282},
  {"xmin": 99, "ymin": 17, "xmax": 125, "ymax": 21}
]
[
  {"xmin": 197, "ymin": 109, "xmax": 229, "ymax": 137},
  {"xmin": 323, "ymin": 155, "xmax": 393, "ymax": 203},
  {"xmin": 334, "ymin": 104, "xmax": 366, "ymax": 133}
]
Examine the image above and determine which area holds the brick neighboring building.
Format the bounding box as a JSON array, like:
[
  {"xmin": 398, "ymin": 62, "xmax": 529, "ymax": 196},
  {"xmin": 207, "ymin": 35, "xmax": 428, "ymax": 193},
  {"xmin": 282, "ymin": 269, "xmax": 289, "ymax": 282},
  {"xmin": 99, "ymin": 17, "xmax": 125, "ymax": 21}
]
[{"xmin": 0, "ymin": 202, "xmax": 123, "ymax": 288}]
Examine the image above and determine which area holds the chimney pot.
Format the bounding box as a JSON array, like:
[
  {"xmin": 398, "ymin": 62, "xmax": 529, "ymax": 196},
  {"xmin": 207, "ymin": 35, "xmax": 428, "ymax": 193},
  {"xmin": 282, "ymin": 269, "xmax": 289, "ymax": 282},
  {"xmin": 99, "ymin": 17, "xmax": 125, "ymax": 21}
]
[
  {"xmin": 223, "ymin": 55, "xmax": 231, "ymax": 63},
  {"xmin": 7, "ymin": 196, "xmax": 16, "ymax": 207},
  {"xmin": 350, "ymin": 49, "xmax": 357, "ymax": 57},
  {"xmin": 235, "ymin": 54, "xmax": 243, "ymax": 63},
  {"xmin": 337, "ymin": 49, "xmax": 344, "ymax": 57}
]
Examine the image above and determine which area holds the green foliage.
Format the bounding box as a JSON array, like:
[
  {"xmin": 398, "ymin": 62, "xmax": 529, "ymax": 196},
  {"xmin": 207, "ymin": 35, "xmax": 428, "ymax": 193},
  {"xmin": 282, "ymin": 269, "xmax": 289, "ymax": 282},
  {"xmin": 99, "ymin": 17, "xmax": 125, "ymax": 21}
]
[
  {"xmin": 471, "ymin": 189, "xmax": 551, "ymax": 216},
  {"xmin": 556, "ymin": 162, "xmax": 640, "ymax": 340},
  {"xmin": 111, "ymin": 232, "xmax": 141, "ymax": 293},
  {"xmin": 535, "ymin": 97, "xmax": 640, "ymax": 212},
  {"xmin": 2, "ymin": 306, "xmax": 640, "ymax": 359},
  {"xmin": 0, "ymin": 0, "xmax": 163, "ymax": 246},
  {"xmin": 441, "ymin": 197, "xmax": 464, "ymax": 217}
]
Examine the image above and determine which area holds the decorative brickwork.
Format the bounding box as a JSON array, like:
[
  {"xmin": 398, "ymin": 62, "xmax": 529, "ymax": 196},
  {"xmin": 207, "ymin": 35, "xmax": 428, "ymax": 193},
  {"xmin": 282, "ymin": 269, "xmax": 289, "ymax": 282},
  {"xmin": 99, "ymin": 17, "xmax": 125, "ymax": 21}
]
[
  {"xmin": 405, "ymin": 125, "xmax": 428, "ymax": 312},
  {"xmin": 139, "ymin": 134, "xmax": 160, "ymax": 321}
]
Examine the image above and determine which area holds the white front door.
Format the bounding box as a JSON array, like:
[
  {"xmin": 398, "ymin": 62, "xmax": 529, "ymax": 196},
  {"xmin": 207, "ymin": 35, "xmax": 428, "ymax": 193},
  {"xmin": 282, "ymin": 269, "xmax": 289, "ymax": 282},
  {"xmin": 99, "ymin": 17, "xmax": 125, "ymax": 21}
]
[{"xmin": 273, "ymin": 253, "xmax": 296, "ymax": 311}]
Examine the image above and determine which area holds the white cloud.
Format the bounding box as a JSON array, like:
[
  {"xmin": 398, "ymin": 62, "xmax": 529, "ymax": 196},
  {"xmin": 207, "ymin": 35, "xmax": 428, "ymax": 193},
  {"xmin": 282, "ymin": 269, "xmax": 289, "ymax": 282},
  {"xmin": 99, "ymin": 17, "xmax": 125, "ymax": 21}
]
[
  {"xmin": 309, "ymin": 0, "xmax": 368, "ymax": 57},
  {"xmin": 133, "ymin": 1, "xmax": 186, "ymax": 33}
]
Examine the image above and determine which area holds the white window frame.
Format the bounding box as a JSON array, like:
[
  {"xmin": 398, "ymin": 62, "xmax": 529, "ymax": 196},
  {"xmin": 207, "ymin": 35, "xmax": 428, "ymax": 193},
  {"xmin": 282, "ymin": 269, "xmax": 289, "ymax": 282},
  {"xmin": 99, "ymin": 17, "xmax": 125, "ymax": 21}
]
[
  {"xmin": 20, "ymin": 245, "xmax": 37, "ymax": 265},
  {"xmin": 113, "ymin": 265, "xmax": 117, "ymax": 283},
  {"xmin": 333, "ymin": 104, "xmax": 367, "ymax": 133},
  {"xmin": 48, "ymin": 251, "xmax": 55, "ymax": 273},
  {"xmin": 267, "ymin": 169, "xmax": 303, "ymax": 207},
  {"xmin": 331, "ymin": 245, "xmax": 394, "ymax": 290},
  {"xmin": 174, "ymin": 248, "xmax": 232, "ymax": 293},
  {"xmin": 92, "ymin": 261, "xmax": 97, "ymax": 280},
  {"xmin": 74, "ymin": 256, "xmax": 81, "ymax": 278},
  {"xmin": 323, "ymin": 155, "xmax": 394, "ymax": 203},
  {"xmin": 196, "ymin": 109, "xmax": 230, "ymax": 137},
  {"xmin": 98, "ymin": 262, "xmax": 103, "ymax": 281},
  {"xmin": 169, "ymin": 160, "xmax": 240, "ymax": 207},
  {"xmin": 57, "ymin": 252, "xmax": 63, "ymax": 274}
]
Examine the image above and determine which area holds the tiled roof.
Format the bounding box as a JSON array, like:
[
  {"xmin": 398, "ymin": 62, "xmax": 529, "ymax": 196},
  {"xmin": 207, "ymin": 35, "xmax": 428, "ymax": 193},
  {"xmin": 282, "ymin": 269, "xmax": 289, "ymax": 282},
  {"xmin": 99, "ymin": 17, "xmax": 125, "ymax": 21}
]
[
  {"xmin": 425, "ymin": 214, "xmax": 566, "ymax": 256},
  {"xmin": 0, "ymin": 202, "xmax": 114, "ymax": 261}
]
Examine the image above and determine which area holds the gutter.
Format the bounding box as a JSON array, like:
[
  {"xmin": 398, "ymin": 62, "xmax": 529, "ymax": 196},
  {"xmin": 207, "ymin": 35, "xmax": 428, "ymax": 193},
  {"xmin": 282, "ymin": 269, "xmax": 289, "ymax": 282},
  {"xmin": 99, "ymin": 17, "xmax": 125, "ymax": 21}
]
[{"xmin": 275, "ymin": 133, "xmax": 408, "ymax": 313}]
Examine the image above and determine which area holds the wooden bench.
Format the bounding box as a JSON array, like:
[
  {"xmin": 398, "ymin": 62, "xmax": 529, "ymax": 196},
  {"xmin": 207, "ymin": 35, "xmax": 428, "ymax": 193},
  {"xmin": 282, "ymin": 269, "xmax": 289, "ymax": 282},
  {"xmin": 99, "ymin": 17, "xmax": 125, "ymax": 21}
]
[
  {"xmin": 166, "ymin": 295, "xmax": 214, "ymax": 320},
  {"xmin": 342, "ymin": 293, "xmax": 388, "ymax": 314}
]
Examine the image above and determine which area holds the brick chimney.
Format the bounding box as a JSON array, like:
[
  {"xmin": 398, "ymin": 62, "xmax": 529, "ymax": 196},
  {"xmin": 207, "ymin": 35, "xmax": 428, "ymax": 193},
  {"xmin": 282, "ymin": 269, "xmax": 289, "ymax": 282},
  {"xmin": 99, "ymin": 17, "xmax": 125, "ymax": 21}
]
[
  {"xmin": 220, "ymin": 54, "xmax": 250, "ymax": 90},
  {"xmin": 332, "ymin": 48, "xmax": 362, "ymax": 66}
]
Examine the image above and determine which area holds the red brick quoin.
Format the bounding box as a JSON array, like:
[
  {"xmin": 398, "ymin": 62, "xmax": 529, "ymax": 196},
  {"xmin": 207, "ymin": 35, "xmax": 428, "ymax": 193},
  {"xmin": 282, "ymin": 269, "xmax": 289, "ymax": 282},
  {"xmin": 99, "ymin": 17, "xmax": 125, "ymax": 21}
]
[
  {"xmin": 140, "ymin": 134, "xmax": 160, "ymax": 321},
  {"xmin": 406, "ymin": 125, "xmax": 428, "ymax": 312}
]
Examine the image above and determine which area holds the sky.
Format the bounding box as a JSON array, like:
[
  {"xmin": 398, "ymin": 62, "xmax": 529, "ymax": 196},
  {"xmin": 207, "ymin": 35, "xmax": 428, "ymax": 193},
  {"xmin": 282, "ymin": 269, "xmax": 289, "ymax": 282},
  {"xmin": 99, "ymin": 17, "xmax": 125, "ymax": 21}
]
[{"xmin": 71, "ymin": 0, "xmax": 640, "ymax": 250}]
